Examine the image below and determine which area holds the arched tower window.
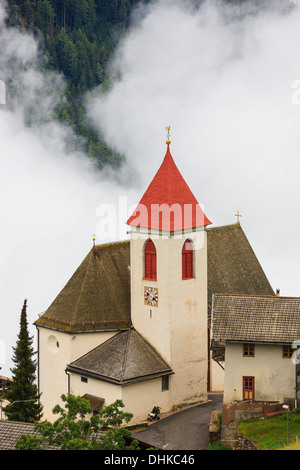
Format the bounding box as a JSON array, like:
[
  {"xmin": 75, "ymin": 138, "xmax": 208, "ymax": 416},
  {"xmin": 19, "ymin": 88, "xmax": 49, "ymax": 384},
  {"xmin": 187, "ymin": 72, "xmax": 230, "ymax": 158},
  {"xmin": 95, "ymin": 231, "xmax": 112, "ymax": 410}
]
[
  {"xmin": 144, "ymin": 239, "xmax": 157, "ymax": 280},
  {"xmin": 182, "ymin": 239, "xmax": 194, "ymax": 279}
]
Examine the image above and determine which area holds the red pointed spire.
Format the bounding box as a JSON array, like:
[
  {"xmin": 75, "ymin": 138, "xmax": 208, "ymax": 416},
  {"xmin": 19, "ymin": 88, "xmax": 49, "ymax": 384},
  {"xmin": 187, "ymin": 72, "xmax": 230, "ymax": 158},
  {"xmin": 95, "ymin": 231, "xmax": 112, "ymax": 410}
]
[{"xmin": 127, "ymin": 144, "xmax": 211, "ymax": 231}]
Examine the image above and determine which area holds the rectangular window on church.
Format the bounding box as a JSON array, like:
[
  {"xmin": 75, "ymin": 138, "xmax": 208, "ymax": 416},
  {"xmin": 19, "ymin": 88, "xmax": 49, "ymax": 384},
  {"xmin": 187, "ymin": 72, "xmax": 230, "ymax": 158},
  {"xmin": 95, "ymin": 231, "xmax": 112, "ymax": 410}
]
[
  {"xmin": 243, "ymin": 343, "xmax": 255, "ymax": 357},
  {"xmin": 162, "ymin": 375, "xmax": 169, "ymax": 392}
]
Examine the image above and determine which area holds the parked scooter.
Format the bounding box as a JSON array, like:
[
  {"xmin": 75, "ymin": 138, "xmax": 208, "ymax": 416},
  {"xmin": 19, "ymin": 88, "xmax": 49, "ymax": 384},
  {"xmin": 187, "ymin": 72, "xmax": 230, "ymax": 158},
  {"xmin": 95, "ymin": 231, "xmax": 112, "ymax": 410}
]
[{"xmin": 148, "ymin": 406, "xmax": 161, "ymax": 422}]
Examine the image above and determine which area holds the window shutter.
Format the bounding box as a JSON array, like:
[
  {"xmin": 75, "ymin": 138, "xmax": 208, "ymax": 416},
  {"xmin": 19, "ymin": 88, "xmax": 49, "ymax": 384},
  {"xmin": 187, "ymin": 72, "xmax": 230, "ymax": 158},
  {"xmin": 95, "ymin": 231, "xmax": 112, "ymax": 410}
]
[
  {"xmin": 145, "ymin": 253, "xmax": 152, "ymax": 279},
  {"xmin": 182, "ymin": 252, "xmax": 187, "ymax": 279},
  {"xmin": 186, "ymin": 252, "xmax": 193, "ymax": 278},
  {"xmin": 144, "ymin": 240, "xmax": 157, "ymax": 280},
  {"xmin": 182, "ymin": 240, "xmax": 193, "ymax": 279},
  {"xmin": 151, "ymin": 254, "xmax": 157, "ymax": 280}
]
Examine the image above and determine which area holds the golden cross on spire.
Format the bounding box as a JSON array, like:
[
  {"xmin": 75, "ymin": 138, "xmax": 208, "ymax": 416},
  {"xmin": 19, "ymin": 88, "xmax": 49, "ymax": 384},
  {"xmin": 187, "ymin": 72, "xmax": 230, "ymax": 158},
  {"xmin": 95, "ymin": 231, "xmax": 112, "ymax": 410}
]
[
  {"xmin": 165, "ymin": 126, "xmax": 171, "ymax": 145},
  {"xmin": 235, "ymin": 211, "xmax": 242, "ymax": 224}
]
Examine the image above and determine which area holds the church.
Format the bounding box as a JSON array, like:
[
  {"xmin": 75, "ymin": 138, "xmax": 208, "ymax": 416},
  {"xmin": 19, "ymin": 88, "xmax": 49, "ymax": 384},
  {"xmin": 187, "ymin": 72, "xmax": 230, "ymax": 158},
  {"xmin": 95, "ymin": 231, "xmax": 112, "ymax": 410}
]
[{"xmin": 34, "ymin": 134, "xmax": 274, "ymax": 423}]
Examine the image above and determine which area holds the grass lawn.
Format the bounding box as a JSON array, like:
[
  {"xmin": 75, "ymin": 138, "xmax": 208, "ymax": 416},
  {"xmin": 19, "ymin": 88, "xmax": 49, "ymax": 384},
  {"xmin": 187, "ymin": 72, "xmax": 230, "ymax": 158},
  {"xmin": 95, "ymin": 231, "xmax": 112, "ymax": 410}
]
[{"xmin": 238, "ymin": 410, "xmax": 300, "ymax": 450}]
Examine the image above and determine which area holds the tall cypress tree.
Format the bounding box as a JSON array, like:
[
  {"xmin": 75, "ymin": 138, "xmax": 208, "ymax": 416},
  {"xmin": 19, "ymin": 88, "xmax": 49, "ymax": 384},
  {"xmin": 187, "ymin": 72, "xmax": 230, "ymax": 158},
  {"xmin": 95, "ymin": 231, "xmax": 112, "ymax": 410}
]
[{"xmin": 3, "ymin": 299, "xmax": 43, "ymax": 422}]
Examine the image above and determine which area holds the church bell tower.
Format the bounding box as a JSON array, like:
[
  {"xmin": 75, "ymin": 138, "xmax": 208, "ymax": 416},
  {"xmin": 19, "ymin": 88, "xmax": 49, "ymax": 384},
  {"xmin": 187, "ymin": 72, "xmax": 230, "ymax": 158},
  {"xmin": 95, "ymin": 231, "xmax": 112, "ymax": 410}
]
[{"xmin": 127, "ymin": 130, "xmax": 212, "ymax": 406}]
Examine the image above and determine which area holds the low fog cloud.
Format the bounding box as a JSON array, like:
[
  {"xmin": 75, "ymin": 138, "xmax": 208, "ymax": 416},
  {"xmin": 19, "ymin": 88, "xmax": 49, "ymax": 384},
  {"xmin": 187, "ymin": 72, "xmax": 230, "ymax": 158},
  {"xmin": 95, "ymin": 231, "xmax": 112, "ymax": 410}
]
[
  {"xmin": 89, "ymin": 0, "xmax": 300, "ymax": 296},
  {"xmin": 0, "ymin": 1, "xmax": 136, "ymax": 376}
]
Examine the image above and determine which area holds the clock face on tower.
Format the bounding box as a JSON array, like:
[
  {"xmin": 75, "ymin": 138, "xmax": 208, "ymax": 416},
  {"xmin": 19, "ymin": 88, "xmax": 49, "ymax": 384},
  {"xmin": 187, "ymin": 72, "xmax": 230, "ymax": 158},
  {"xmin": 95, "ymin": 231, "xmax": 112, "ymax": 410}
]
[{"xmin": 144, "ymin": 286, "xmax": 159, "ymax": 307}]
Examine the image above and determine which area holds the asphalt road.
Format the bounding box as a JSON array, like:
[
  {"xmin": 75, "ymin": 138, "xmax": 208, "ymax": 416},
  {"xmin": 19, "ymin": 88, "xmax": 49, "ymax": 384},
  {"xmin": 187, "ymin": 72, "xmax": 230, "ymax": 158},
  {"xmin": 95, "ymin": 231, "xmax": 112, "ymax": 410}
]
[{"xmin": 133, "ymin": 393, "xmax": 223, "ymax": 451}]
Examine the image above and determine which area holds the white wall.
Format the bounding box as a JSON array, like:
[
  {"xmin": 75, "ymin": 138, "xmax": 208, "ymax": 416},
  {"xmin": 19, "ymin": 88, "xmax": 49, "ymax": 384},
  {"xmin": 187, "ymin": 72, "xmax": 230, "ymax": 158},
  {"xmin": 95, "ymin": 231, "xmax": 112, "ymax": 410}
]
[
  {"xmin": 69, "ymin": 373, "xmax": 122, "ymax": 407},
  {"xmin": 210, "ymin": 353, "xmax": 224, "ymax": 392},
  {"xmin": 70, "ymin": 372, "xmax": 171, "ymax": 425},
  {"xmin": 130, "ymin": 226, "xmax": 208, "ymax": 408},
  {"xmin": 224, "ymin": 342, "xmax": 296, "ymax": 404},
  {"xmin": 123, "ymin": 376, "xmax": 171, "ymax": 424},
  {"xmin": 37, "ymin": 326, "xmax": 116, "ymax": 421}
]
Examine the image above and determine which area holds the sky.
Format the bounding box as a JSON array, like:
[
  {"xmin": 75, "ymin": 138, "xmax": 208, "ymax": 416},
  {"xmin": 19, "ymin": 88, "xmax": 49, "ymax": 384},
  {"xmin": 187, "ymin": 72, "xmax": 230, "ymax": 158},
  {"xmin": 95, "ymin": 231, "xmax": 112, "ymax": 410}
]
[
  {"xmin": 89, "ymin": 0, "xmax": 300, "ymax": 295},
  {"xmin": 1, "ymin": 0, "xmax": 300, "ymax": 376}
]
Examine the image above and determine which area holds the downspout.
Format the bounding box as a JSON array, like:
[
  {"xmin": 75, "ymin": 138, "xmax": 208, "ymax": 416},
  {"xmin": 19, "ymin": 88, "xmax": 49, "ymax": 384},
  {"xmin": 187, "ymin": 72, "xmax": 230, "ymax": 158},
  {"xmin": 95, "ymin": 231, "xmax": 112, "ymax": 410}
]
[
  {"xmin": 210, "ymin": 293, "xmax": 214, "ymax": 345},
  {"xmin": 211, "ymin": 294, "xmax": 225, "ymax": 371},
  {"xmin": 65, "ymin": 369, "xmax": 70, "ymax": 394},
  {"xmin": 208, "ymin": 294, "xmax": 215, "ymax": 390},
  {"xmin": 36, "ymin": 326, "xmax": 40, "ymax": 397},
  {"xmin": 295, "ymin": 360, "xmax": 297, "ymax": 409},
  {"xmin": 295, "ymin": 351, "xmax": 298, "ymax": 409}
]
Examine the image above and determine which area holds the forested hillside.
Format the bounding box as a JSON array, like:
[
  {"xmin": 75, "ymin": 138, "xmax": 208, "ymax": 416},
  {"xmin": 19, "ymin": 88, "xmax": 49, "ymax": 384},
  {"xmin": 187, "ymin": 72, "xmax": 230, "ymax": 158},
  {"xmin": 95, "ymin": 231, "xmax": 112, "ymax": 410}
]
[{"xmin": 5, "ymin": 0, "xmax": 145, "ymax": 168}]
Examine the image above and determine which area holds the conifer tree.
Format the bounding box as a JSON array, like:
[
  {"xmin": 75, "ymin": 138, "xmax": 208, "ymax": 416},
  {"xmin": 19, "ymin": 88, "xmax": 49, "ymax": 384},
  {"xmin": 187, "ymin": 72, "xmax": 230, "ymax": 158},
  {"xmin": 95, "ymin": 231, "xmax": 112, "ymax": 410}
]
[{"xmin": 3, "ymin": 299, "xmax": 43, "ymax": 422}]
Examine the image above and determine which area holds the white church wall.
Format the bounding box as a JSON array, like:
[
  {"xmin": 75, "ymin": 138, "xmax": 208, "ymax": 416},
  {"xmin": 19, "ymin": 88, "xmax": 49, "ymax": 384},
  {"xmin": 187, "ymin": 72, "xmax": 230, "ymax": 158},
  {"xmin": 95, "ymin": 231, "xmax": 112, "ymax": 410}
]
[
  {"xmin": 130, "ymin": 226, "xmax": 208, "ymax": 409},
  {"xmin": 37, "ymin": 326, "xmax": 117, "ymax": 421},
  {"xmin": 69, "ymin": 374, "xmax": 171, "ymax": 425},
  {"xmin": 169, "ymin": 229, "xmax": 208, "ymax": 405},
  {"xmin": 69, "ymin": 373, "xmax": 122, "ymax": 407},
  {"xmin": 122, "ymin": 376, "xmax": 171, "ymax": 424},
  {"xmin": 130, "ymin": 229, "xmax": 171, "ymax": 364}
]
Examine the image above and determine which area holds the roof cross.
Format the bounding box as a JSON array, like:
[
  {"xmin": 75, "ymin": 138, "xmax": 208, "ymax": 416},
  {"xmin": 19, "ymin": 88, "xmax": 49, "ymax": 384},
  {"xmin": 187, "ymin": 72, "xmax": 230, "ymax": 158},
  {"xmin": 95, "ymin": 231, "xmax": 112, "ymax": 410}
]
[{"xmin": 235, "ymin": 211, "xmax": 242, "ymax": 224}]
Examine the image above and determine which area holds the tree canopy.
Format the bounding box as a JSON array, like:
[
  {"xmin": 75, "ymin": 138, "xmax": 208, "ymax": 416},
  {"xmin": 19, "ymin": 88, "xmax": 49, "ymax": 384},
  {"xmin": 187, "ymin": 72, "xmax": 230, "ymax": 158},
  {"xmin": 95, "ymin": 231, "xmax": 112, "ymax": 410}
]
[
  {"xmin": 2, "ymin": 299, "xmax": 43, "ymax": 423},
  {"xmin": 15, "ymin": 394, "xmax": 141, "ymax": 450},
  {"xmin": 5, "ymin": 0, "xmax": 146, "ymax": 169}
]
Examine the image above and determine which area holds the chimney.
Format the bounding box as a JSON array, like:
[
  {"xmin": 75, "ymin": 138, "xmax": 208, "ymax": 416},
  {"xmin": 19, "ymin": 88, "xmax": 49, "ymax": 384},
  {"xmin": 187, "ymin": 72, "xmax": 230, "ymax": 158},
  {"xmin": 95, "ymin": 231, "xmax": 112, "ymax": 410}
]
[{"xmin": 276, "ymin": 289, "xmax": 280, "ymax": 296}]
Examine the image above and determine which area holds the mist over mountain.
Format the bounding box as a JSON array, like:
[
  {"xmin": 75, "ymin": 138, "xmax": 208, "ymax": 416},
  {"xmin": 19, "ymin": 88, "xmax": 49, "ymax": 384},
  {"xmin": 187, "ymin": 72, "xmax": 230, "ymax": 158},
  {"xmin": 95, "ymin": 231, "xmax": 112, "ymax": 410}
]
[{"xmin": 0, "ymin": 0, "xmax": 139, "ymax": 376}]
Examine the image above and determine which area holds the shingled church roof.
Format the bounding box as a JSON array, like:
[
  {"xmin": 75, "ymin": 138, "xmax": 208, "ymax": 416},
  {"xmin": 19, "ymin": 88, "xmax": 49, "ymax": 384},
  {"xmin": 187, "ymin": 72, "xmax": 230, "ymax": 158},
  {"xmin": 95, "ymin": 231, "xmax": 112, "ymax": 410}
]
[
  {"xmin": 207, "ymin": 224, "xmax": 274, "ymax": 314},
  {"xmin": 35, "ymin": 224, "xmax": 273, "ymax": 333},
  {"xmin": 66, "ymin": 328, "xmax": 173, "ymax": 385},
  {"xmin": 35, "ymin": 241, "xmax": 131, "ymax": 332}
]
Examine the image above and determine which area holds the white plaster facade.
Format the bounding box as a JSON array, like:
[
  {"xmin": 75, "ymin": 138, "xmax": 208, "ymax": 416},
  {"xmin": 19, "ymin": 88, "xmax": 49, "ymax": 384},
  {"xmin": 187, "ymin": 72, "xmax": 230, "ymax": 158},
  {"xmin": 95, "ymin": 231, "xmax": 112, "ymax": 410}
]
[
  {"xmin": 68, "ymin": 373, "xmax": 171, "ymax": 424},
  {"xmin": 210, "ymin": 354, "xmax": 224, "ymax": 392},
  {"xmin": 130, "ymin": 225, "xmax": 208, "ymax": 408},
  {"xmin": 223, "ymin": 342, "xmax": 297, "ymax": 405},
  {"xmin": 37, "ymin": 327, "xmax": 116, "ymax": 421}
]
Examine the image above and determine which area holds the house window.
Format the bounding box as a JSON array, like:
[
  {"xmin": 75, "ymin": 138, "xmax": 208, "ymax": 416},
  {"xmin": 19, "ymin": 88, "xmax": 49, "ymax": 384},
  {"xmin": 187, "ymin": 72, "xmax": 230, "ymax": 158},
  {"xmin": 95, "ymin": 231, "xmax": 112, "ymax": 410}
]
[
  {"xmin": 81, "ymin": 376, "xmax": 88, "ymax": 383},
  {"xmin": 144, "ymin": 239, "xmax": 157, "ymax": 280},
  {"xmin": 282, "ymin": 345, "xmax": 292, "ymax": 358},
  {"xmin": 243, "ymin": 343, "xmax": 255, "ymax": 357},
  {"xmin": 182, "ymin": 239, "xmax": 194, "ymax": 279},
  {"xmin": 162, "ymin": 375, "xmax": 169, "ymax": 392},
  {"xmin": 243, "ymin": 376, "xmax": 255, "ymax": 400}
]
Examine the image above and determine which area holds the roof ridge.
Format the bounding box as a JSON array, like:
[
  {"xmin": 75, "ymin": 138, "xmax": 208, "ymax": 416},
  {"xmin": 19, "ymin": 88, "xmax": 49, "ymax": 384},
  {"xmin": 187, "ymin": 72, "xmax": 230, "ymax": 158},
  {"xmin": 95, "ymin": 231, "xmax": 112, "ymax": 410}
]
[
  {"xmin": 131, "ymin": 328, "xmax": 171, "ymax": 369},
  {"xmin": 207, "ymin": 223, "xmax": 242, "ymax": 231},
  {"xmin": 215, "ymin": 292, "xmax": 300, "ymax": 300},
  {"xmin": 95, "ymin": 240, "xmax": 130, "ymax": 250},
  {"xmin": 120, "ymin": 329, "xmax": 132, "ymax": 382}
]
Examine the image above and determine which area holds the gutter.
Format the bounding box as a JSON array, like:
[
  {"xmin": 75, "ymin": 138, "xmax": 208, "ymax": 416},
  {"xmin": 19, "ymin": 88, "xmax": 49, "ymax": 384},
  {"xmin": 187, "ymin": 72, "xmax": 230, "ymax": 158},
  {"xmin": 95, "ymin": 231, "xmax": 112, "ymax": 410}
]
[
  {"xmin": 36, "ymin": 326, "xmax": 40, "ymax": 396},
  {"xmin": 65, "ymin": 366, "xmax": 174, "ymax": 387},
  {"xmin": 210, "ymin": 293, "xmax": 215, "ymax": 343}
]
